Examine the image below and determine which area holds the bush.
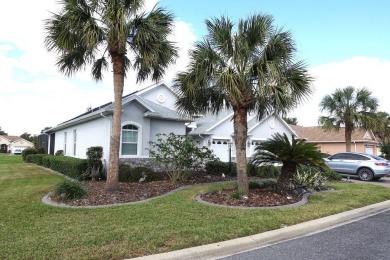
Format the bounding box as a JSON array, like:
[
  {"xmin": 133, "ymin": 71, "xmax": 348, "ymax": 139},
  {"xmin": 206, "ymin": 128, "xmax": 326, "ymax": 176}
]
[
  {"xmin": 205, "ymin": 160, "xmax": 237, "ymax": 176},
  {"xmin": 118, "ymin": 164, "xmax": 162, "ymax": 183},
  {"xmin": 322, "ymin": 169, "xmax": 342, "ymax": 181},
  {"xmin": 22, "ymin": 148, "xmax": 37, "ymax": 161},
  {"xmin": 247, "ymin": 163, "xmax": 281, "ymax": 178},
  {"xmin": 293, "ymin": 165, "xmax": 327, "ymax": 191},
  {"xmin": 26, "ymin": 154, "xmax": 48, "ymax": 165},
  {"xmin": 55, "ymin": 150, "xmax": 64, "ymax": 156},
  {"xmin": 249, "ymin": 181, "xmax": 261, "ymax": 189},
  {"xmin": 148, "ymin": 133, "xmax": 216, "ymax": 181},
  {"xmin": 83, "ymin": 146, "xmax": 104, "ymax": 180},
  {"xmin": 36, "ymin": 147, "xmax": 46, "ymax": 154},
  {"xmin": 229, "ymin": 190, "xmax": 244, "ymax": 199},
  {"xmin": 54, "ymin": 180, "xmax": 88, "ymax": 200}
]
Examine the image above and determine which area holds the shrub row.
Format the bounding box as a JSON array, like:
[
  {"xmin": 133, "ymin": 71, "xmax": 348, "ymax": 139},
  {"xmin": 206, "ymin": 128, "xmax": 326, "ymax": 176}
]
[
  {"xmin": 26, "ymin": 154, "xmax": 88, "ymax": 180},
  {"xmin": 118, "ymin": 164, "xmax": 163, "ymax": 183},
  {"xmin": 205, "ymin": 160, "xmax": 237, "ymax": 176}
]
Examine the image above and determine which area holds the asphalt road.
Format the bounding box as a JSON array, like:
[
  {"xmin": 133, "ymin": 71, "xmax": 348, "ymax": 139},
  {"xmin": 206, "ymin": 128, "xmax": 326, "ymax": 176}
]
[{"xmin": 219, "ymin": 210, "xmax": 390, "ymax": 260}]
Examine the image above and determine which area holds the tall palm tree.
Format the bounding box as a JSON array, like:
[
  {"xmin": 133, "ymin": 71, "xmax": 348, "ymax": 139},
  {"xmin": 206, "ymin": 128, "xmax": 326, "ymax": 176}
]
[
  {"xmin": 45, "ymin": 0, "xmax": 178, "ymax": 191},
  {"xmin": 174, "ymin": 14, "xmax": 312, "ymax": 194},
  {"xmin": 319, "ymin": 86, "xmax": 379, "ymax": 152},
  {"xmin": 251, "ymin": 133, "xmax": 327, "ymax": 194}
]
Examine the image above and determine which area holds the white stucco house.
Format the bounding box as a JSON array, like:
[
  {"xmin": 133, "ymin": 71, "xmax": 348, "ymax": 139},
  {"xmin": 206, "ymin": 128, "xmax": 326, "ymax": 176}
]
[
  {"xmin": 188, "ymin": 110, "xmax": 297, "ymax": 162},
  {"xmin": 45, "ymin": 83, "xmax": 190, "ymax": 169},
  {"xmin": 45, "ymin": 83, "xmax": 297, "ymax": 169}
]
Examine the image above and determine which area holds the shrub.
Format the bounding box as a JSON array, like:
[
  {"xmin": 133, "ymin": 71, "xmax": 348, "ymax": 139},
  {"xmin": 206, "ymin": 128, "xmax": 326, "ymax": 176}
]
[
  {"xmin": 49, "ymin": 156, "xmax": 88, "ymax": 180},
  {"xmin": 229, "ymin": 190, "xmax": 244, "ymax": 199},
  {"xmin": 206, "ymin": 160, "xmax": 237, "ymax": 176},
  {"xmin": 148, "ymin": 133, "xmax": 216, "ymax": 181},
  {"xmin": 54, "ymin": 180, "xmax": 88, "ymax": 200},
  {"xmin": 83, "ymin": 146, "xmax": 104, "ymax": 180},
  {"xmin": 26, "ymin": 154, "xmax": 47, "ymax": 165},
  {"xmin": 293, "ymin": 165, "xmax": 327, "ymax": 191},
  {"xmin": 247, "ymin": 163, "xmax": 281, "ymax": 178},
  {"xmin": 118, "ymin": 164, "xmax": 161, "ymax": 183},
  {"xmin": 22, "ymin": 148, "xmax": 37, "ymax": 161},
  {"xmin": 322, "ymin": 169, "xmax": 342, "ymax": 181},
  {"xmin": 36, "ymin": 147, "xmax": 46, "ymax": 154},
  {"xmin": 55, "ymin": 150, "xmax": 64, "ymax": 156},
  {"xmin": 249, "ymin": 181, "xmax": 261, "ymax": 189}
]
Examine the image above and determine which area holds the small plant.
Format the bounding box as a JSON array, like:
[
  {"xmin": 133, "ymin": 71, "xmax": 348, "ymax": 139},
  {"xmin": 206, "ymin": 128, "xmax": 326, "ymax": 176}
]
[
  {"xmin": 55, "ymin": 150, "xmax": 64, "ymax": 156},
  {"xmin": 54, "ymin": 180, "xmax": 88, "ymax": 200},
  {"xmin": 293, "ymin": 165, "xmax": 327, "ymax": 191},
  {"xmin": 229, "ymin": 190, "xmax": 244, "ymax": 200}
]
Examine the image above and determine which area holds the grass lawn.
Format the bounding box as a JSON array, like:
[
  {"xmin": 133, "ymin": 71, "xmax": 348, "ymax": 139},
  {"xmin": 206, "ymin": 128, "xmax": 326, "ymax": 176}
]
[{"xmin": 1, "ymin": 155, "xmax": 390, "ymax": 259}]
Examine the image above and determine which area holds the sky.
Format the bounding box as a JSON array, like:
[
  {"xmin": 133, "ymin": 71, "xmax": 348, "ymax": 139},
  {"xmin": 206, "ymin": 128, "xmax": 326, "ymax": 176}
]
[{"xmin": 1, "ymin": 0, "xmax": 390, "ymax": 136}]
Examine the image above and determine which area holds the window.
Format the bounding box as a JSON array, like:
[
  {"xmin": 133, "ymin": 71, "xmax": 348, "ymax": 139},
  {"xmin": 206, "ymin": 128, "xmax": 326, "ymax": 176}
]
[
  {"xmin": 64, "ymin": 132, "xmax": 67, "ymax": 155},
  {"xmin": 121, "ymin": 124, "xmax": 138, "ymax": 155},
  {"xmin": 73, "ymin": 129, "xmax": 77, "ymax": 156}
]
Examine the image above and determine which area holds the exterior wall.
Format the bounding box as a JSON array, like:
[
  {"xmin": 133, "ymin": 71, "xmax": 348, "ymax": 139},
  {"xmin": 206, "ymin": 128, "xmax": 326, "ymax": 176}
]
[
  {"xmin": 121, "ymin": 102, "xmax": 151, "ymax": 157},
  {"xmin": 52, "ymin": 116, "xmax": 111, "ymax": 162},
  {"xmin": 314, "ymin": 142, "xmax": 379, "ymax": 156},
  {"xmin": 248, "ymin": 115, "xmax": 293, "ymax": 157},
  {"xmin": 139, "ymin": 85, "xmax": 177, "ymax": 109}
]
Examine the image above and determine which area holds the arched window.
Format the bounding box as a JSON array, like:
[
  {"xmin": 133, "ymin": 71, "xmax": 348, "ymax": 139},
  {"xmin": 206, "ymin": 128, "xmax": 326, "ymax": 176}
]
[{"xmin": 121, "ymin": 124, "xmax": 138, "ymax": 155}]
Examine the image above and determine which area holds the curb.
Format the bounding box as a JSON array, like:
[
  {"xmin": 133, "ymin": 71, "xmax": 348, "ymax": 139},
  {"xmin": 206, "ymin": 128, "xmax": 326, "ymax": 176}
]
[{"xmin": 128, "ymin": 200, "xmax": 390, "ymax": 260}]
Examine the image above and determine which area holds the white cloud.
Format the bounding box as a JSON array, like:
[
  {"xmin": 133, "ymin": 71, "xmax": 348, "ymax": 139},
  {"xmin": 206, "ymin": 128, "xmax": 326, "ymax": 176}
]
[
  {"xmin": 0, "ymin": 0, "xmax": 196, "ymax": 136},
  {"xmin": 291, "ymin": 57, "xmax": 390, "ymax": 126}
]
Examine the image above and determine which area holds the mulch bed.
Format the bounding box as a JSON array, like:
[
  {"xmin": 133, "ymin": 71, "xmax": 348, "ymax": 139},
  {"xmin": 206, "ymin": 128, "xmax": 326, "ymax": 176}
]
[
  {"xmin": 200, "ymin": 188, "xmax": 301, "ymax": 207},
  {"xmin": 50, "ymin": 174, "xmax": 302, "ymax": 208}
]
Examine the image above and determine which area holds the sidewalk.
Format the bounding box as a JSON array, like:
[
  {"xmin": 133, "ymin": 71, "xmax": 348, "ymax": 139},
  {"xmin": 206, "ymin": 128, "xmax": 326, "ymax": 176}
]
[{"xmin": 129, "ymin": 199, "xmax": 390, "ymax": 260}]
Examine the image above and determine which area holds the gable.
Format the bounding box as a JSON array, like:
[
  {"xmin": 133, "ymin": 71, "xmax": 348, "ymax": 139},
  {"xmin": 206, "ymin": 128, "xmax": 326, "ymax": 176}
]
[
  {"xmin": 249, "ymin": 115, "xmax": 295, "ymax": 139},
  {"xmin": 138, "ymin": 83, "xmax": 177, "ymax": 109}
]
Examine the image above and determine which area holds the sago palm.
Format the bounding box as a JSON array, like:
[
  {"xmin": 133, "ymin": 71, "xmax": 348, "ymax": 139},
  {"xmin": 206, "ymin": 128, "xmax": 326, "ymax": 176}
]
[
  {"xmin": 174, "ymin": 14, "xmax": 312, "ymax": 194},
  {"xmin": 44, "ymin": 0, "xmax": 178, "ymax": 191},
  {"xmin": 319, "ymin": 86, "xmax": 378, "ymax": 152},
  {"xmin": 251, "ymin": 133, "xmax": 327, "ymax": 194}
]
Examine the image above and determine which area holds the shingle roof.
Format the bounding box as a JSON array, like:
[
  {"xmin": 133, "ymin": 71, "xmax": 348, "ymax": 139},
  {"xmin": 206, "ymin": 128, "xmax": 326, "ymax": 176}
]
[
  {"xmin": 188, "ymin": 109, "xmax": 233, "ymax": 135},
  {"xmin": 289, "ymin": 125, "xmax": 377, "ymax": 142},
  {"xmin": 138, "ymin": 97, "xmax": 191, "ymax": 122},
  {"xmin": 0, "ymin": 135, "xmax": 20, "ymax": 142}
]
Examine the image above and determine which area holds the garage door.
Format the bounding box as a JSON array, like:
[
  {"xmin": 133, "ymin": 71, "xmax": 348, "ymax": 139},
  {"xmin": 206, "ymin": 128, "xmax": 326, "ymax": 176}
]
[{"xmin": 211, "ymin": 140, "xmax": 231, "ymax": 162}]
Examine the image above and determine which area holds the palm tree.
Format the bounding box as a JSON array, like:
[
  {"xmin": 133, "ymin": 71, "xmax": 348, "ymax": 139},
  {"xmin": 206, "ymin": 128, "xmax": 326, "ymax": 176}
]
[
  {"xmin": 174, "ymin": 14, "xmax": 312, "ymax": 194},
  {"xmin": 251, "ymin": 133, "xmax": 327, "ymax": 194},
  {"xmin": 44, "ymin": 0, "xmax": 178, "ymax": 191},
  {"xmin": 319, "ymin": 86, "xmax": 379, "ymax": 152}
]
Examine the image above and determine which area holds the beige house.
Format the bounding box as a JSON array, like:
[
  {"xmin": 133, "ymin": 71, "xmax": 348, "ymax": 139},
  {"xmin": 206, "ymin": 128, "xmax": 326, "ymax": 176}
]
[
  {"xmin": 290, "ymin": 125, "xmax": 380, "ymax": 156},
  {"xmin": 0, "ymin": 135, "xmax": 34, "ymax": 154}
]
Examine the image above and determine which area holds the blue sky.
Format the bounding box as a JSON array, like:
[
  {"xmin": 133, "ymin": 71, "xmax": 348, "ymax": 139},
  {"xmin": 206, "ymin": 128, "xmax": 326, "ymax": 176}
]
[{"xmin": 1, "ymin": 0, "xmax": 390, "ymax": 135}]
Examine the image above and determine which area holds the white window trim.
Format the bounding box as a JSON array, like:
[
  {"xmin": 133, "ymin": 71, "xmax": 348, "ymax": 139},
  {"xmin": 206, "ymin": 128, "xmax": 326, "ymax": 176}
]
[
  {"xmin": 120, "ymin": 121, "xmax": 142, "ymax": 158},
  {"xmin": 73, "ymin": 129, "xmax": 77, "ymax": 156}
]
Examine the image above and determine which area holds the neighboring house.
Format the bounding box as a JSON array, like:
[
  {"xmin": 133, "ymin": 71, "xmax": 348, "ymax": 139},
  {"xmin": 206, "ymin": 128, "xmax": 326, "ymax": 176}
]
[
  {"xmin": 189, "ymin": 111, "xmax": 297, "ymax": 162},
  {"xmin": 290, "ymin": 125, "xmax": 380, "ymax": 155},
  {"xmin": 45, "ymin": 83, "xmax": 191, "ymax": 170},
  {"xmin": 0, "ymin": 135, "xmax": 34, "ymax": 153}
]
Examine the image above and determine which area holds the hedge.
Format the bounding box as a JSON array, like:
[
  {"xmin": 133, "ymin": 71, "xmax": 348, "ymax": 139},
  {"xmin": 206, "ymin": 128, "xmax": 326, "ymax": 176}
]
[
  {"xmin": 26, "ymin": 154, "xmax": 88, "ymax": 180},
  {"xmin": 205, "ymin": 160, "xmax": 237, "ymax": 176}
]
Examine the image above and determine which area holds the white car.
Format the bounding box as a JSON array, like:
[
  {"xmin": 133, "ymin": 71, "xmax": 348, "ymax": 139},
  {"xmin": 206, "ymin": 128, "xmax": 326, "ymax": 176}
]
[
  {"xmin": 14, "ymin": 149, "xmax": 22, "ymax": 155},
  {"xmin": 324, "ymin": 152, "xmax": 390, "ymax": 181}
]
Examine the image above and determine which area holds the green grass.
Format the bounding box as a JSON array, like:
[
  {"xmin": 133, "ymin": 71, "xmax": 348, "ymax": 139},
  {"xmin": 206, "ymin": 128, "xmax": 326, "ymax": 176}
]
[{"xmin": 2, "ymin": 156, "xmax": 390, "ymax": 259}]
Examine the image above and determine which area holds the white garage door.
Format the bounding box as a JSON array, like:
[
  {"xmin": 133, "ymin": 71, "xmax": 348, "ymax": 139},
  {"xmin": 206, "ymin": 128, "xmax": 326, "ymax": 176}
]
[{"xmin": 211, "ymin": 139, "xmax": 231, "ymax": 162}]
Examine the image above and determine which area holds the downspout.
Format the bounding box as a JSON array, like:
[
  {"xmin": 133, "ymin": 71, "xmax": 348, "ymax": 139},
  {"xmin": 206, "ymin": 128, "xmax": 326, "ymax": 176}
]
[
  {"xmin": 100, "ymin": 111, "xmax": 111, "ymax": 175},
  {"xmin": 354, "ymin": 141, "xmax": 356, "ymax": 152},
  {"xmin": 198, "ymin": 134, "xmax": 206, "ymax": 147}
]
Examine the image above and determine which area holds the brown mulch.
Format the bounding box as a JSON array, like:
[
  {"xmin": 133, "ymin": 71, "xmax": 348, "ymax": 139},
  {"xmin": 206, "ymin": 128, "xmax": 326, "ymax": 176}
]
[
  {"xmin": 200, "ymin": 188, "xmax": 301, "ymax": 207},
  {"xmin": 50, "ymin": 174, "xmax": 302, "ymax": 208}
]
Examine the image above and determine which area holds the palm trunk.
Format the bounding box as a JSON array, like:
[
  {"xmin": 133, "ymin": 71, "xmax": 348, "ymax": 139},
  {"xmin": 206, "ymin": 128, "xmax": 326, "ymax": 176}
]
[
  {"xmin": 106, "ymin": 54, "xmax": 124, "ymax": 191},
  {"xmin": 345, "ymin": 125, "xmax": 353, "ymax": 152},
  {"xmin": 233, "ymin": 107, "xmax": 249, "ymax": 195},
  {"xmin": 276, "ymin": 162, "xmax": 296, "ymax": 194}
]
